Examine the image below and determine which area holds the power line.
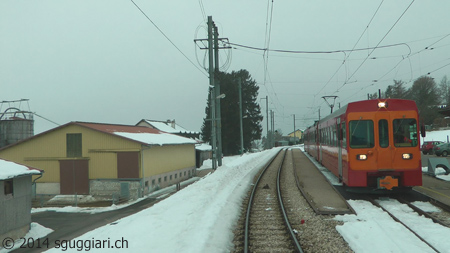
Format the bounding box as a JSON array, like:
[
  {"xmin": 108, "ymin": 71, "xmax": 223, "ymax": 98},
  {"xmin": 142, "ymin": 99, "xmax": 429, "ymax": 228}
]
[
  {"xmin": 227, "ymin": 41, "xmax": 411, "ymax": 54},
  {"xmin": 336, "ymin": 0, "xmax": 416, "ymax": 92},
  {"xmin": 198, "ymin": 0, "xmax": 207, "ymax": 22},
  {"xmin": 130, "ymin": 0, "xmax": 208, "ymax": 77},
  {"xmin": 339, "ymin": 33, "xmax": 450, "ymax": 104},
  {"xmin": 313, "ymin": 0, "xmax": 385, "ymax": 99}
]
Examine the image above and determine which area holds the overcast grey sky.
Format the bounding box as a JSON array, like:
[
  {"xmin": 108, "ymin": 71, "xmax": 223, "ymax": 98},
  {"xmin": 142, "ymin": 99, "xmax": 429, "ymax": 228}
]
[{"xmin": 2, "ymin": 0, "xmax": 450, "ymax": 136}]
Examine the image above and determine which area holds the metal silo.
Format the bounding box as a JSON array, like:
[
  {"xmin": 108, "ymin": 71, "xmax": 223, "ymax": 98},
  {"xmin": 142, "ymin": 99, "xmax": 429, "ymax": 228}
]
[{"xmin": 0, "ymin": 99, "xmax": 34, "ymax": 148}]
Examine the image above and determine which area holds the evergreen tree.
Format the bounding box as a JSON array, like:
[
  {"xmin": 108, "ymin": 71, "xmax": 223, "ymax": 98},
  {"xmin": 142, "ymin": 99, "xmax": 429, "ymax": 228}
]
[{"xmin": 201, "ymin": 69, "xmax": 263, "ymax": 155}]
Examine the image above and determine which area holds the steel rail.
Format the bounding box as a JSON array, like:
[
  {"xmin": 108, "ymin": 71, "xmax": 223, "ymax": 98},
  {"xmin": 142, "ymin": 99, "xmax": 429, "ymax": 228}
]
[
  {"xmin": 244, "ymin": 148, "xmax": 283, "ymax": 253},
  {"xmin": 397, "ymin": 197, "xmax": 449, "ymax": 228},
  {"xmin": 367, "ymin": 197, "xmax": 440, "ymax": 253},
  {"xmin": 277, "ymin": 149, "xmax": 304, "ymax": 253}
]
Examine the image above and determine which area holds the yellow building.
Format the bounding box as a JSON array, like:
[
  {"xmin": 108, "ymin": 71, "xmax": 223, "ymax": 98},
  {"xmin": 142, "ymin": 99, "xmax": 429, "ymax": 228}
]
[
  {"xmin": 0, "ymin": 122, "xmax": 197, "ymax": 199},
  {"xmin": 288, "ymin": 129, "xmax": 303, "ymax": 141}
]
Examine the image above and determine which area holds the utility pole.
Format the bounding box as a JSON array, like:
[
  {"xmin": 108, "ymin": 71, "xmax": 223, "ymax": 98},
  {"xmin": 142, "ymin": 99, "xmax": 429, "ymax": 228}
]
[
  {"xmin": 270, "ymin": 110, "xmax": 275, "ymax": 148},
  {"xmin": 207, "ymin": 16, "xmax": 217, "ymax": 170},
  {"xmin": 260, "ymin": 96, "xmax": 269, "ymax": 149},
  {"xmin": 239, "ymin": 79, "xmax": 244, "ymax": 154},
  {"xmin": 214, "ymin": 25, "xmax": 223, "ymax": 166},
  {"xmin": 293, "ymin": 114, "xmax": 296, "ymax": 144},
  {"xmin": 194, "ymin": 16, "xmax": 230, "ymax": 169}
]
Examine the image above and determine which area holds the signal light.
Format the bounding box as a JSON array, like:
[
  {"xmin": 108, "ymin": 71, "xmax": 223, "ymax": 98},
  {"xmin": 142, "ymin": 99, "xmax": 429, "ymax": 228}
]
[
  {"xmin": 402, "ymin": 153, "xmax": 413, "ymax": 160},
  {"xmin": 357, "ymin": 154, "xmax": 367, "ymax": 160}
]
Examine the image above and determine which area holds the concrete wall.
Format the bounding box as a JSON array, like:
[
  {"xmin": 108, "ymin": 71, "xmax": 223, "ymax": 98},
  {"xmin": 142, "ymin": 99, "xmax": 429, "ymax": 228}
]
[
  {"xmin": 0, "ymin": 176, "xmax": 32, "ymax": 241},
  {"xmin": 35, "ymin": 182, "xmax": 60, "ymax": 195},
  {"xmin": 90, "ymin": 180, "xmax": 140, "ymax": 200},
  {"xmin": 144, "ymin": 166, "xmax": 196, "ymax": 193}
]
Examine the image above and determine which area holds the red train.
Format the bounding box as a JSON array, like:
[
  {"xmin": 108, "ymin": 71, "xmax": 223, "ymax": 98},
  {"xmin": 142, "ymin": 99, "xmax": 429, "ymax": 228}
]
[{"xmin": 304, "ymin": 99, "xmax": 425, "ymax": 191}]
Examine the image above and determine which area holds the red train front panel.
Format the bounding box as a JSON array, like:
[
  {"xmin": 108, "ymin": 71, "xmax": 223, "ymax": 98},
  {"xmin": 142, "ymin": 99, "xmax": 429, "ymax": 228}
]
[{"xmin": 306, "ymin": 99, "xmax": 422, "ymax": 190}]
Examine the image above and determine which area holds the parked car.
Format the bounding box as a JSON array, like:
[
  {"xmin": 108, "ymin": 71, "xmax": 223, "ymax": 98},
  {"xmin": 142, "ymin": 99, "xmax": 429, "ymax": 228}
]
[
  {"xmin": 433, "ymin": 142, "xmax": 450, "ymax": 157},
  {"xmin": 422, "ymin": 141, "xmax": 444, "ymax": 155}
]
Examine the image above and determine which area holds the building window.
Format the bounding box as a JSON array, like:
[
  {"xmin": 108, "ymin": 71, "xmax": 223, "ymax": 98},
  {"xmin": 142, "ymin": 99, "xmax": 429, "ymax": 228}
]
[
  {"xmin": 152, "ymin": 179, "xmax": 155, "ymax": 187},
  {"xmin": 170, "ymin": 175, "xmax": 172, "ymax": 180},
  {"xmin": 175, "ymin": 174, "xmax": 177, "ymax": 179},
  {"xmin": 4, "ymin": 179, "xmax": 13, "ymax": 195},
  {"xmin": 184, "ymin": 171, "xmax": 186, "ymax": 176},
  {"xmin": 164, "ymin": 176, "xmax": 167, "ymax": 182},
  {"xmin": 145, "ymin": 181, "xmax": 149, "ymax": 187},
  {"xmin": 158, "ymin": 178, "xmax": 161, "ymax": 183},
  {"xmin": 179, "ymin": 172, "xmax": 182, "ymax": 177},
  {"xmin": 67, "ymin": 133, "xmax": 82, "ymax": 157}
]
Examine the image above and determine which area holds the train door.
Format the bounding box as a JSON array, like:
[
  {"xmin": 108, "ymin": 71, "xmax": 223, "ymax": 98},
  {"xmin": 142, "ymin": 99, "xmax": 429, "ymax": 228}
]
[
  {"xmin": 376, "ymin": 114, "xmax": 393, "ymax": 169},
  {"xmin": 338, "ymin": 119, "xmax": 343, "ymax": 180},
  {"xmin": 318, "ymin": 127, "xmax": 323, "ymax": 164}
]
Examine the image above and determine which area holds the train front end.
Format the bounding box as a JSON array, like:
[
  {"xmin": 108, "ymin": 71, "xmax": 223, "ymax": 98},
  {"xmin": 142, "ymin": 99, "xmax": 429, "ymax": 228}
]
[{"xmin": 345, "ymin": 99, "xmax": 423, "ymax": 191}]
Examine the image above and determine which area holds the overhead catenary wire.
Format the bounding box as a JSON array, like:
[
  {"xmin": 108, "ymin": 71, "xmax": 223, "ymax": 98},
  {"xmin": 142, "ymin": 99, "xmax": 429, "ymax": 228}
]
[
  {"xmin": 339, "ymin": 34, "xmax": 450, "ymax": 105},
  {"xmin": 335, "ymin": 0, "xmax": 416, "ymax": 93},
  {"xmin": 130, "ymin": 0, "xmax": 208, "ymax": 77}
]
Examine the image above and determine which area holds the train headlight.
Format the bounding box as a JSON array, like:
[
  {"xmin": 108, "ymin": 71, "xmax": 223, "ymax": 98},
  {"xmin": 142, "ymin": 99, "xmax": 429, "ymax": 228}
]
[
  {"xmin": 357, "ymin": 154, "xmax": 367, "ymax": 160},
  {"xmin": 378, "ymin": 101, "xmax": 388, "ymax": 108},
  {"xmin": 402, "ymin": 153, "xmax": 413, "ymax": 160}
]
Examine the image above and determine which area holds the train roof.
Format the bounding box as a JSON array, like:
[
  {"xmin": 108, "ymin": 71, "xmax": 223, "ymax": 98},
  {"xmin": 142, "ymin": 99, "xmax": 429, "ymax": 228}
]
[{"xmin": 317, "ymin": 99, "xmax": 418, "ymax": 125}]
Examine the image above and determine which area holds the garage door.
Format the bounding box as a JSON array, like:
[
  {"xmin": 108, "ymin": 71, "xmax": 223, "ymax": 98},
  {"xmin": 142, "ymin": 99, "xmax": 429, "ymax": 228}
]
[{"xmin": 59, "ymin": 159, "xmax": 89, "ymax": 195}]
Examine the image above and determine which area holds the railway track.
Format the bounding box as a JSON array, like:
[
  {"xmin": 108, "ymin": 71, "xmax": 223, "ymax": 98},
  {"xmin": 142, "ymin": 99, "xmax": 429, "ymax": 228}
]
[
  {"xmin": 232, "ymin": 149, "xmax": 303, "ymax": 252},
  {"xmin": 367, "ymin": 197, "xmax": 449, "ymax": 253}
]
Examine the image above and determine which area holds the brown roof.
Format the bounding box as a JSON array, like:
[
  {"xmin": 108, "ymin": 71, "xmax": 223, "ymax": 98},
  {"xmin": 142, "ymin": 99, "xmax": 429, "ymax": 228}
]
[{"xmin": 75, "ymin": 122, "xmax": 162, "ymax": 134}]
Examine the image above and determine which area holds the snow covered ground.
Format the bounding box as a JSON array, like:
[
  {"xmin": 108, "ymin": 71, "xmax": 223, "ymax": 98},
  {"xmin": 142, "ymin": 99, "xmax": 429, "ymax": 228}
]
[{"xmin": 3, "ymin": 130, "xmax": 450, "ymax": 252}]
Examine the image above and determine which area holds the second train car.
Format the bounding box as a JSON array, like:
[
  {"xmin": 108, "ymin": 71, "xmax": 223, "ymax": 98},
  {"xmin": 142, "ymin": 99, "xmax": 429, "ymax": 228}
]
[{"xmin": 304, "ymin": 99, "xmax": 425, "ymax": 191}]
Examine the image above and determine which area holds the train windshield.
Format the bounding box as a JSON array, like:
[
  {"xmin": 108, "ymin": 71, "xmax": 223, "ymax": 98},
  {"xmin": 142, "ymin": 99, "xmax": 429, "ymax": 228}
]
[
  {"xmin": 393, "ymin": 118, "xmax": 418, "ymax": 147},
  {"xmin": 349, "ymin": 120, "xmax": 374, "ymax": 148}
]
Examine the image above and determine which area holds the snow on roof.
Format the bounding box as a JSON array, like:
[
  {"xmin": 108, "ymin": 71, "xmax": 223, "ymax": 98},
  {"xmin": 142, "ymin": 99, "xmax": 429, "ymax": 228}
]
[
  {"xmin": 0, "ymin": 159, "xmax": 42, "ymax": 180},
  {"xmin": 113, "ymin": 132, "xmax": 197, "ymax": 146},
  {"xmin": 195, "ymin": 143, "xmax": 212, "ymax": 151},
  {"xmin": 141, "ymin": 120, "xmax": 199, "ymax": 134},
  {"xmin": 74, "ymin": 122, "xmax": 197, "ymax": 146}
]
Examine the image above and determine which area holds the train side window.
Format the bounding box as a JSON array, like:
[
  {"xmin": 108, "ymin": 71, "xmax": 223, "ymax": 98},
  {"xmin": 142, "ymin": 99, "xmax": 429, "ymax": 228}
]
[
  {"xmin": 378, "ymin": 120, "xmax": 389, "ymax": 148},
  {"xmin": 349, "ymin": 120, "xmax": 374, "ymax": 148}
]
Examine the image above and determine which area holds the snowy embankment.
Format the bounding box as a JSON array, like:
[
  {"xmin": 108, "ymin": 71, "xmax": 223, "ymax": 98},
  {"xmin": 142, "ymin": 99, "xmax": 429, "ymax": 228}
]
[{"xmin": 46, "ymin": 148, "xmax": 282, "ymax": 252}]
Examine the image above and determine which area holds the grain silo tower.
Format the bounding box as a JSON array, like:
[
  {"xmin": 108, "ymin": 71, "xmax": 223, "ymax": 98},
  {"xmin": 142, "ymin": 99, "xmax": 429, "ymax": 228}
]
[{"xmin": 0, "ymin": 99, "xmax": 34, "ymax": 148}]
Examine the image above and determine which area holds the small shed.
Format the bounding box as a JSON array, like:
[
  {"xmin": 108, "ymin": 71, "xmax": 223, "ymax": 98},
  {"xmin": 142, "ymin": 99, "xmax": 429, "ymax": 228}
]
[
  {"xmin": 195, "ymin": 143, "xmax": 212, "ymax": 168},
  {"xmin": 0, "ymin": 159, "xmax": 42, "ymax": 242}
]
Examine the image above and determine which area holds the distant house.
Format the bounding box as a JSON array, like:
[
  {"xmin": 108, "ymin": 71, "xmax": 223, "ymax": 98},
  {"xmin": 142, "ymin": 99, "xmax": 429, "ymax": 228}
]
[
  {"xmin": 0, "ymin": 122, "xmax": 197, "ymax": 199},
  {"xmin": 0, "ymin": 159, "xmax": 42, "ymax": 242},
  {"xmin": 285, "ymin": 129, "xmax": 303, "ymax": 144},
  {"xmin": 137, "ymin": 119, "xmax": 211, "ymax": 168},
  {"xmin": 136, "ymin": 119, "xmax": 200, "ymax": 139}
]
